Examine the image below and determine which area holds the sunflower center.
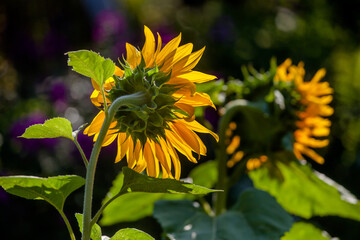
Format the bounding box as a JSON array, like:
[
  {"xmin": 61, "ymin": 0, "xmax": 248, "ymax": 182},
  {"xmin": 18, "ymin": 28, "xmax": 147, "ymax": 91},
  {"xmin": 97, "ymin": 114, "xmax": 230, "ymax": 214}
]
[{"xmin": 107, "ymin": 58, "xmax": 182, "ymax": 145}]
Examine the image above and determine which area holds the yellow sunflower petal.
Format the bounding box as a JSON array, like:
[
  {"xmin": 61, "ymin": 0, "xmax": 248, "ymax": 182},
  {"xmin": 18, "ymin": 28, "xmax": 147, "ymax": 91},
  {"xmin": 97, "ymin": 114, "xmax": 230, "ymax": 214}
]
[
  {"xmin": 166, "ymin": 130, "xmax": 197, "ymax": 163},
  {"xmin": 310, "ymin": 68, "xmax": 326, "ymax": 83},
  {"xmin": 115, "ymin": 133, "xmax": 127, "ymax": 163},
  {"xmin": 84, "ymin": 111, "xmax": 105, "ymax": 136},
  {"xmin": 177, "ymin": 47, "xmax": 205, "ymax": 73},
  {"xmin": 126, "ymin": 137, "xmax": 136, "ymax": 168},
  {"xmin": 226, "ymin": 135, "xmax": 241, "ymax": 155},
  {"xmin": 171, "ymin": 122, "xmax": 201, "ymax": 157},
  {"xmin": 298, "ymin": 145, "xmax": 325, "ymax": 164},
  {"xmin": 178, "ymin": 118, "xmax": 219, "ymax": 142},
  {"xmin": 172, "ymin": 43, "xmax": 194, "ymax": 65},
  {"xmin": 175, "ymin": 92, "xmax": 216, "ymax": 109},
  {"xmin": 142, "ymin": 26, "xmax": 156, "ymax": 68},
  {"xmin": 176, "ymin": 71, "xmax": 217, "ymax": 84},
  {"xmin": 153, "ymin": 141, "xmax": 172, "ymax": 177},
  {"xmin": 143, "ymin": 141, "xmax": 160, "ymax": 177},
  {"xmin": 156, "ymin": 33, "xmax": 182, "ymax": 66},
  {"xmin": 164, "ymin": 139, "xmax": 181, "ymax": 179},
  {"xmin": 154, "ymin": 32, "xmax": 162, "ymax": 61},
  {"xmin": 126, "ymin": 43, "xmax": 141, "ymax": 69},
  {"xmin": 174, "ymin": 102, "xmax": 195, "ymax": 118}
]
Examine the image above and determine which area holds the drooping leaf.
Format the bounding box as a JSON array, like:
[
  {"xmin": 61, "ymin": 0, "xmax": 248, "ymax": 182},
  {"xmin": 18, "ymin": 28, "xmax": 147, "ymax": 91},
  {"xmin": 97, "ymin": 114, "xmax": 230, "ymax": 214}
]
[
  {"xmin": 0, "ymin": 175, "xmax": 85, "ymax": 211},
  {"xmin": 75, "ymin": 213, "xmax": 102, "ymax": 240},
  {"xmin": 249, "ymin": 152, "xmax": 360, "ymax": 221},
  {"xmin": 154, "ymin": 188, "xmax": 293, "ymax": 240},
  {"xmin": 66, "ymin": 50, "xmax": 115, "ymax": 87},
  {"xmin": 100, "ymin": 167, "xmax": 219, "ymax": 226},
  {"xmin": 281, "ymin": 222, "xmax": 332, "ymax": 240},
  {"xmin": 19, "ymin": 117, "xmax": 74, "ymax": 140},
  {"xmin": 120, "ymin": 167, "xmax": 220, "ymax": 195},
  {"xmin": 109, "ymin": 228, "xmax": 154, "ymax": 240}
]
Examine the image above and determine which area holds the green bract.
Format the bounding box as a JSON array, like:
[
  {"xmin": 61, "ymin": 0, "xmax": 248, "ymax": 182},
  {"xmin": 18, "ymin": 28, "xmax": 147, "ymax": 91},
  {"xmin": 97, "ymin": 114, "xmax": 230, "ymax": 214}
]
[{"xmin": 107, "ymin": 58, "xmax": 182, "ymax": 145}]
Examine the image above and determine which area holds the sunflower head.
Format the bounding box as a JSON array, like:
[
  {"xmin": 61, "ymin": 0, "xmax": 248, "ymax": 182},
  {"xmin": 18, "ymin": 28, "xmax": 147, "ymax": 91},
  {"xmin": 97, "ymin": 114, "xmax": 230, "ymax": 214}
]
[
  {"xmin": 106, "ymin": 57, "xmax": 183, "ymax": 146},
  {"xmin": 275, "ymin": 58, "xmax": 334, "ymax": 164},
  {"xmin": 84, "ymin": 26, "xmax": 218, "ymax": 179}
]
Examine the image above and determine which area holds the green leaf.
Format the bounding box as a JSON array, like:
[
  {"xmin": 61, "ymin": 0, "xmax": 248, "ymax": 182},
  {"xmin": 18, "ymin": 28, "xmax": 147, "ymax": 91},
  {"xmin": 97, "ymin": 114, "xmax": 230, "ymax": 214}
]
[
  {"xmin": 154, "ymin": 188, "xmax": 292, "ymax": 240},
  {"xmin": 281, "ymin": 222, "xmax": 332, "ymax": 240},
  {"xmin": 75, "ymin": 213, "xmax": 102, "ymax": 240},
  {"xmin": 99, "ymin": 170, "xmax": 166, "ymax": 225},
  {"xmin": 120, "ymin": 167, "xmax": 220, "ymax": 195},
  {"xmin": 101, "ymin": 192, "xmax": 168, "ymax": 226},
  {"xmin": 109, "ymin": 228, "xmax": 154, "ymax": 240},
  {"xmin": 100, "ymin": 167, "xmax": 218, "ymax": 226},
  {"xmin": 19, "ymin": 117, "xmax": 74, "ymax": 140},
  {"xmin": 188, "ymin": 160, "xmax": 218, "ymax": 189},
  {"xmin": 249, "ymin": 152, "xmax": 360, "ymax": 221},
  {"xmin": 66, "ymin": 50, "xmax": 115, "ymax": 87},
  {"xmin": 0, "ymin": 175, "xmax": 85, "ymax": 211}
]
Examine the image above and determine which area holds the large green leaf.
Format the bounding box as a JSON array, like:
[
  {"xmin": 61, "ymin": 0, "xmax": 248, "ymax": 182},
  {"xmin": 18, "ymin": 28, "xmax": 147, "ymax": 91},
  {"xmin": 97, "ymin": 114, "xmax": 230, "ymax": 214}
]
[
  {"xmin": 249, "ymin": 153, "xmax": 360, "ymax": 220},
  {"xmin": 66, "ymin": 50, "xmax": 115, "ymax": 87},
  {"xmin": 109, "ymin": 228, "xmax": 154, "ymax": 240},
  {"xmin": 100, "ymin": 167, "xmax": 219, "ymax": 226},
  {"xmin": 121, "ymin": 167, "xmax": 220, "ymax": 195},
  {"xmin": 0, "ymin": 175, "xmax": 85, "ymax": 211},
  {"xmin": 100, "ymin": 192, "xmax": 168, "ymax": 226},
  {"xmin": 19, "ymin": 117, "xmax": 74, "ymax": 140},
  {"xmin": 188, "ymin": 160, "xmax": 218, "ymax": 189},
  {"xmin": 75, "ymin": 213, "xmax": 102, "ymax": 240},
  {"xmin": 154, "ymin": 188, "xmax": 293, "ymax": 240},
  {"xmin": 281, "ymin": 222, "xmax": 332, "ymax": 240}
]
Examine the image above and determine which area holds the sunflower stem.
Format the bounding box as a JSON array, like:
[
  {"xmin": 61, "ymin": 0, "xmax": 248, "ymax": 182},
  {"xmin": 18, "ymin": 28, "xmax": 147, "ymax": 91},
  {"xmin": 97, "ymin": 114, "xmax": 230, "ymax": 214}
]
[
  {"xmin": 82, "ymin": 92, "xmax": 148, "ymax": 240},
  {"xmin": 215, "ymin": 104, "xmax": 248, "ymax": 215}
]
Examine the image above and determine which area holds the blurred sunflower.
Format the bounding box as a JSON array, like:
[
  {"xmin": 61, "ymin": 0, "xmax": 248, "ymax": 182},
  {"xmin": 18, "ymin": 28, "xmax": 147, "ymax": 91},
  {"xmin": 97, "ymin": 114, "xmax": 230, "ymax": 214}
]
[
  {"xmin": 225, "ymin": 121, "xmax": 267, "ymax": 170},
  {"xmin": 275, "ymin": 59, "xmax": 334, "ymax": 164},
  {"xmin": 84, "ymin": 26, "xmax": 218, "ymax": 179}
]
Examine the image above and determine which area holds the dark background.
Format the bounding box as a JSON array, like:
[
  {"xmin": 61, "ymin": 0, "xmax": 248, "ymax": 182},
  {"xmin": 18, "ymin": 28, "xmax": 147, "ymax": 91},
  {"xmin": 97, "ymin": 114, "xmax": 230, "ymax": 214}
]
[{"xmin": 1, "ymin": 0, "xmax": 360, "ymax": 239}]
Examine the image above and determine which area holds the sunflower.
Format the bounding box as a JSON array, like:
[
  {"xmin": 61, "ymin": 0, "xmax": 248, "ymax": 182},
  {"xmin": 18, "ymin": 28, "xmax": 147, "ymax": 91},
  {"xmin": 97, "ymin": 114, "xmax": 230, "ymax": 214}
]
[
  {"xmin": 84, "ymin": 26, "xmax": 218, "ymax": 179},
  {"xmin": 275, "ymin": 59, "xmax": 333, "ymax": 164},
  {"xmin": 225, "ymin": 121, "xmax": 267, "ymax": 170}
]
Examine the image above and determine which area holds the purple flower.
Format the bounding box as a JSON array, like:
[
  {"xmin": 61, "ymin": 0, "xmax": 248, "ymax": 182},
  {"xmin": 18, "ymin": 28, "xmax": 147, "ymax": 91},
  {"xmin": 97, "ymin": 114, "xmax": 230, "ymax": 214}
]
[
  {"xmin": 50, "ymin": 81, "xmax": 67, "ymax": 103},
  {"xmin": 92, "ymin": 10, "xmax": 127, "ymax": 43}
]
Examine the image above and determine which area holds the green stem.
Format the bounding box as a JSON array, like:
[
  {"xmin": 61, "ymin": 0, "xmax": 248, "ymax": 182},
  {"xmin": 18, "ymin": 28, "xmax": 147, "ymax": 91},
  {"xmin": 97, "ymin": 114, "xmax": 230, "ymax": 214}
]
[
  {"xmin": 74, "ymin": 137, "xmax": 88, "ymax": 168},
  {"xmin": 82, "ymin": 92, "xmax": 148, "ymax": 240},
  {"xmin": 101, "ymin": 88, "xmax": 108, "ymax": 113},
  {"xmin": 215, "ymin": 102, "xmax": 249, "ymax": 215},
  {"xmin": 90, "ymin": 190, "xmax": 124, "ymax": 227},
  {"xmin": 199, "ymin": 197, "xmax": 214, "ymax": 217},
  {"xmin": 59, "ymin": 210, "xmax": 76, "ymax": 240}
]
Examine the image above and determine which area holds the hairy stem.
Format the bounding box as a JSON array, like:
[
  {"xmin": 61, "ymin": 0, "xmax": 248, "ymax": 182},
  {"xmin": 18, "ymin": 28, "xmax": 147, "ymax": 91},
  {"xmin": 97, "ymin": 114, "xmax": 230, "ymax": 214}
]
[{"xmin": 82, "ymin": 92, "xmax": 148, "ymax": 240}]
